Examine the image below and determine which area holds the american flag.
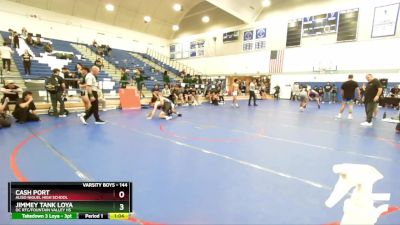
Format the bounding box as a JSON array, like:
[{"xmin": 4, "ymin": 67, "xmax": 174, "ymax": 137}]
[{"xmin": 269, "ymin": 50, "xmax": 285, "ymax": 74}]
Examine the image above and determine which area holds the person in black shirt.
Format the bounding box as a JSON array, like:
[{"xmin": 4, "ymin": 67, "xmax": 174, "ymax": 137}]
[
  {"xmin": 46, "ymin": 69, "xmax": 67, "ymax": 117},
  {"xmin": 13, "ymin": 32, "xmax": 20, "ymax": 49},
  {"xmin": 336, "ymin": 75, "xmax": 360, "ymax": 120},
  {"xmin": 323, "ymin": 82, "xmax": 332, "ymax": 103},
  {"xmin": 13, "ymin": 91, "xmax": 40, "ymax": 124},
  {"xmin": 361, "ymin": 74, "xmax": 383, "ymax": 126},
  {"xmin": 21, "ymin": 50, "xmax": 33, "ymax": 75},
  {"xmin": 331, "ymin": 84, "xmax": 337, "ymax": 103},
  {"xmin": 273, "ymin": 85, "xmax": 280, "ymax": 99}
]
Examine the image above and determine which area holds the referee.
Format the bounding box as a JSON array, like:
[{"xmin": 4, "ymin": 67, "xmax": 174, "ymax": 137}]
[
  {"xmin": 248, "ymin": 79, "xmax": 258, "ymax": 106},
  {"xmin": 79, "ymin": 66, "xmax": 106, "ymax": 125}
]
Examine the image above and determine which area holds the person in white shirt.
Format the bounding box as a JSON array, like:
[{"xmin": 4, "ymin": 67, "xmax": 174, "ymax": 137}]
[
  {"xmin": 79, "ymin": 66, "xmax": 106, "ymax": 125},
  {"xmin": 0, "ymin": 43, "xmax": 14, "ymax": 73},
  {"xmin": 248, "ymin": 79, "xmax": 258, "ymax": 106},
  {"xmin": 291, "ymin": 83, "xmax": 300, "ymax": 101},
  {"xmin": 162, "ymin": 84, "xmax": 171, "ymax": 99},
  {"xmin": 231, "ymin": 79, "xmax": 239, "ymax": 108}
]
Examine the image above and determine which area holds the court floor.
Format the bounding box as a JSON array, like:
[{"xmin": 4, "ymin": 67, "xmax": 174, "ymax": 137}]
[{"xmin": 1, "ymin": 99, "xmax": 399, "ymax": 225}]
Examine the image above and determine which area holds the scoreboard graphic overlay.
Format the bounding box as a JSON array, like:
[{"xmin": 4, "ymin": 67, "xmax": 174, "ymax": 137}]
[{"xmin": 8, "ymin": 182, "xmax": 132, "ymax": 220}]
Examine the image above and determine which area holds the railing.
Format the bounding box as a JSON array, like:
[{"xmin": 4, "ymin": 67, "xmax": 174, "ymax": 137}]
[{"xmin": 146, "ymin": 48, "xmax": 202, "ymax": 76}]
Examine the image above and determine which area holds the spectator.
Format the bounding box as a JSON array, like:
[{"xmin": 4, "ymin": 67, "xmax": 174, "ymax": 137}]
[
  {"xmin": 217, "ymin": 83, "xmax": 225, "ymax": 104},
  {"xmin": 26, "ymin": 34, "xmax": 34, "ymax": 46},
  {"xmin": 323, "ymin": 82, "xmax": 333, "ymax": 104},
  {"xmin": 94, "ymin": 58, "xmax": 103, "ymax": 70},
  {"xmin": 120, "ymin": 68, "xmax": 129, "ymax": 89},
  {"xmin": 163, "ymin": 70, "xmax": 170, "ymax": 84},
  {"xmin": 62, "ymin": 67, "xmax": 74, "ymax": 89},
  {"xmin": 75, "ymin": 63, "xmax": 83, "ymax": 78},
  {"xmin": 21, "ymin": 50, "xmax": 33, "ymax": 75},
  {"xmin": 331, "ymin": 84, "xmax": 337, "ymax": 103},
  {"xmin": 162, "ymin": 84, "xmax": 171, "ymax": 100},
  {"xmin": 152, "ymin": 84, "xmax": 160, "ymax": 98},
  {"xmin": 104, "ymin": 45, "xmax": 112, "ymax": 56},
  {"xmin": 291, "ymin": 83, "xmax": 300, "ymax": 101},
  {"xmin": 240, "ymin": 81, "xmax": 246, "ymax": 95},
  {"xmin": 1, "ymin": 80, "xmax": 22, "ymax": 113},
  {"xmin": 0, "ymin": 42, "xmax": 13, "ymax": 73},
  {"xmin": 180, "ymin": 69, "xmax": 186, "ymax": 77},
  {"xmin": 69, "ymin": 73, "xmax": 79, "ymax": 89},
  {"xmin": 0, "ymin": 97, "xmax": 11, "ymax": 128},
  {"xmin": 172, "ymin": 85, "xmax": 184, "ymax": 105},
  {"xmin": 21, "ymin": 27, "xmax": 27, "ymax": 38},
  {"xmin": 13, "ymin": 91, "xmax": 40, "ymax": 124},
  {"xmin": 92, "ymin": 40, "xmax": 98, "ymax": 48},
  {"xmin": 273, "ymin": 85, "xmax": 280, "ymax": 99},
  {"xmin": 13, "ymin": 31, "xmax": 20, "ymax": 49},
  {"xmin": 318, "ymin": 86, "xmax": 324, "ymax": 100},
  {"xmin": 44, "ymin": 42, "xmax": 53, "ymax": 53},
  {"xmin": 46, "ymin": 69, "xmax": 67, "ymax": 117},
  {"xmin": 358, "ymin": 83, "xmax": 366, "ymax": 105},
  {"xmin": 35, "ymin": 35, "xmax": 43, "ymax": 46}
]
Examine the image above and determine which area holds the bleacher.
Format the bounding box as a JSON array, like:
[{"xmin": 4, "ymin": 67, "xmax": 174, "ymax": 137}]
[
  {"xmin": 96, "ymin": 46, "xmax": 178, "ymax": 90},
  {"xmin": 140, "ymin": 53, "xmax": 180, "ymax": 76},
  {"xmin": 1, "ymin": 31, "xmax": 119, "ymax": 94},
  {"xmin": 1, "ymin": 31, "xmax": 52, "ymax": 77}
]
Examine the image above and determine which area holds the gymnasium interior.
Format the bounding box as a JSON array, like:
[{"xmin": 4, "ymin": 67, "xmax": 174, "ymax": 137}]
[{"xmin": 0, "ymin": 0, "xmax": 400, "ymax": 224}]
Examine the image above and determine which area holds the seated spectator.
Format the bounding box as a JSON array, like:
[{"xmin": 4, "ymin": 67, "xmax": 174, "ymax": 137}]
[
  {"xmin": 1, "ymin": 80, "xmax": 23, "ymax": 111},
  {"xmin": 172, "ymin": 85, "xmax": 184, "ymax": 105},
  {"xmin": 44, "ymin": 42, "xmax": 53, "ymax": 53},
  {"xmin": 180, "ymin": 69, "xmax": 186, "ymax": 77},
  {"xmin": 152, "ymin": 84, "xmax": 161, "ymax": 98},
  {"xmin": 0, "ymin": 97, "xmax": 11, "ymax": 128},
  {"xmin": 390, "ymin": 85, "xmax": 400, "ymax": 97},
  {"xmin": 12, "ymin": 91, "xmax": 40, "ymax": 124},
  {"xmin": 35, "ymin": 36, "xmax": 43, "ymax": 46},
  {"xmin": 162, "ymin": 84, "xmax": 171, "ymax": 100},
  {"xmin": 92, "ymin": 40, "xmax": 98, "ymax": 48},
  {"xmin": 104, "ymin": 45, "xmax": 112, "ymax": 56},
  {"xmin": 25, "ymin": 35, "xmax": 34, "ymax": 46},
  {"xmin": 94, "ymin": 58, "xmax": 103, "ymax": 70}
]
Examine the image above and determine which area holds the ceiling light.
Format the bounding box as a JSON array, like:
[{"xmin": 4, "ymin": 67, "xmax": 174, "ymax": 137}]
[
  {"xmin": 144, "ymin": 16, "xmax": 151, "ymax": 23},
  {"xmin": 173, "ymin": 3, "xmax": 182, "ymax": 12},
  {"xmin": 172, "ymin": 25, "xmax": 180, "ymax": 31},
  {"xmin": 105, "ymin": 3, "xmax": 114, "ymax": 11},
  {"xmin": 202, "ymin": 16, "xmax": 210, "ymax": 23},
  {"xmin": 262, "ymin": 0, "xmax": 271, "ymax": 7}
]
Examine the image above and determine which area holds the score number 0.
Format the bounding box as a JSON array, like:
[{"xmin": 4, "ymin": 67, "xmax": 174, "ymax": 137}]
[{"xmin": 119, "ymin": 190, "xmax": 125, "ymax": 211}]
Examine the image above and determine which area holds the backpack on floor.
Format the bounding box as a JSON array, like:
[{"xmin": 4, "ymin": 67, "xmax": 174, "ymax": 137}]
[{"xmin": 0, "ymin": 113, "xmax": 11, "ymax": 128}]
